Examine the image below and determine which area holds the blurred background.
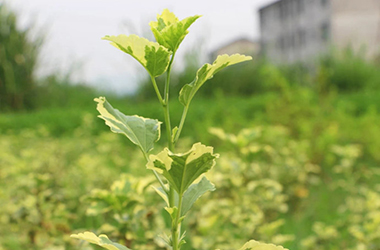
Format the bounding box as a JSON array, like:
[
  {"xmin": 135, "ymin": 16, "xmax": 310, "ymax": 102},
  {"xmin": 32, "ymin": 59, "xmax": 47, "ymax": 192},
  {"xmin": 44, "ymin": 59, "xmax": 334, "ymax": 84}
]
[{"xmin": 1, "ymin": 0, "xmax": 380, "ymax": 250}]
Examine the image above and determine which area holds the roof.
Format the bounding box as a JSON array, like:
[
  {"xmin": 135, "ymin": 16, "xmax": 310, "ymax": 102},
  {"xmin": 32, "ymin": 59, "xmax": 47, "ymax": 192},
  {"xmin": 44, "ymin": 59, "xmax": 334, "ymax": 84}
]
[
  {"xmin": 212, "ymin": 37, "xmax": 257, "ymax": 53},
  {"xmin": 259, "ymin": 0, "xmax": 281, "ymax": 12}
]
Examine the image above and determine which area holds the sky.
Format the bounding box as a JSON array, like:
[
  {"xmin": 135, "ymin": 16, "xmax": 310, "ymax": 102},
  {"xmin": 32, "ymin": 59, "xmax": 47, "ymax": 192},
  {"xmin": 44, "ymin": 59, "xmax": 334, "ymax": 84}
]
[{"xmin": 4, "ymin": 0, "xmax": 276, "ymax": 94}]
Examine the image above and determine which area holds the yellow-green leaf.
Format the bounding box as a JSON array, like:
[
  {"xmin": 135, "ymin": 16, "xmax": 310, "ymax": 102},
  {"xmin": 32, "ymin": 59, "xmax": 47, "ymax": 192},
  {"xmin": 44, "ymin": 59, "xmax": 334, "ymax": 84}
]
[
  {"xmin": 181, "ymin": 176, "xmax": 215, "ymax": 216},
  {"xmin": 150, "ymin": 9, "xmax": 179, "ymax": 30},
  {"xmin": 147, "ymin": 143, "xmax": 219, "ymax": 195},
  {"xmin": 179, "ymin": 54, "xmax": 252, "ymax": 106},
  {"xmin": 150, "ymin": 9, "xmax": 201, "ymax": 52},
  {"xmin": 102, "ymin": 34, "xmax": 171, "ymax": 77},
  {"xmin": 71, "ymin": 232, "xmax": 131, "ymax": 250},
  {"xmin": 237, "ymin": 240, "xmax": 288, "ymax": 250},
  {"xmin": 95, "ymin": 96, "xmax": 161, "ymax": 153}
]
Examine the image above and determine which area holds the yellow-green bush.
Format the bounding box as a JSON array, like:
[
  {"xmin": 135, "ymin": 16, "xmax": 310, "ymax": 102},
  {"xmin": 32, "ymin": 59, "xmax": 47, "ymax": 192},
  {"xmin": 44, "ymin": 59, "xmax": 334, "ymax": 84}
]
[{"xmin": 0, "ymin": 120, "xmax": 140, "ymax": 249}]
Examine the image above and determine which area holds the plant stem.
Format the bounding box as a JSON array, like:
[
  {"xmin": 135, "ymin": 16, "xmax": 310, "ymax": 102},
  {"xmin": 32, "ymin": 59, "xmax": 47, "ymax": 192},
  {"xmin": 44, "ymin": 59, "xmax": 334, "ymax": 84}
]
[
  {"xmin": 172, "ymin": 193, "xmax": 184, "ymax": 250},
  {"xmin": 150, "ymin": 76, "xmax": 165, "ymax": 106},
  {"xmin": 165, "ymin": 52, "xmax": 176, "ymax": 103},
  {"xmin": 142, "ymin": 150, "xmax": 168, "ymax": 193},
  {"xmin": 163, "ymin": 53, "xmax": 176, "ymax": 152},
  {"xmin": 162, "ymin": 104, "xmax": 174, "ymax": 151},
  {"xmin": 173, "ymin": 105, "xmax": 189, "ymax": 146},
  {"xmin": 163, "ymin": 53, "xmax": 183, "ymax": 250}
]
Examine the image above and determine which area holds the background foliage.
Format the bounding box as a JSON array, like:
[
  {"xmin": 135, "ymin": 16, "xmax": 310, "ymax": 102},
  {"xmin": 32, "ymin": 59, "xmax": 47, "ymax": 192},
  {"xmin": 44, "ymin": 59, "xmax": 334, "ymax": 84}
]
[
  {"xmin": 0, "ymin": 4, "xmax": 42, "ymax": 111},
  {"xmin": 1, "ymin": 4, "xmax": 380, "ymax": 250}
]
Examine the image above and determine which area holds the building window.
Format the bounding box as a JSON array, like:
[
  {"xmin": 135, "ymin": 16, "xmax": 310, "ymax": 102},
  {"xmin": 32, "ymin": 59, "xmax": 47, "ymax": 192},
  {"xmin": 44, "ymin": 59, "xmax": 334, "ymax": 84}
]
[{"xmin": 321, "ymin": 23, "xmax": 330, "ymax": 42}]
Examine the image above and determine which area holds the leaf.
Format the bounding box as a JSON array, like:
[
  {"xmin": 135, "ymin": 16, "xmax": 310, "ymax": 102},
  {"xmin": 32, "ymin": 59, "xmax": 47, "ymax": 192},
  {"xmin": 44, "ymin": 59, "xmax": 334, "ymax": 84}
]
[
  {"xmin": 147, "ymin": 143, "xmax": 219, "ymax": 195},
  {"xmin": 71, "ymin": 232, "xmax": 131, "ymax": 250},
  {"xmin": 164, "ymin": 206, "xmax": 178, "ymax": 220},
  {"xmin": 152, "ymin": 186, "xmax": 169, "ymax": 206},
  {"xmin": 102, "ymin": 34, "xmax": 171, "ymax": 77},
  {"xmin": 171, "ymin": 126, "xmax": 178, "ymax": 143},
  {"xmin": 181, "ymin": 176, "xmax": 215, "ymax": 216},
  {"xmin": 237, "ymin": 240, "xmax": 288, "ymax": 250},
  {"xmin": 95, "ymin": 96, "xmax": 161, "ymax": 153},
  {"xmin": 150, "ymin": 9, "xmax": 201, "ymax": 52},
  {"xmin": 179, "ymin": 54, "xmax": 252, "ymax": 106}
]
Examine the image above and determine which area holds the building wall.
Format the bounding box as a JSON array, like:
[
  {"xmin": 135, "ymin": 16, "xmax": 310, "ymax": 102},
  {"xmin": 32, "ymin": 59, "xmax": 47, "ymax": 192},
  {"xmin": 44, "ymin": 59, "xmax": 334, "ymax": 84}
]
[
  {"xmin": 260, "ymin": 0, "xmax": 380, "ymax": 63},
  {"xmin": 260, "ymin": 0, "xmax": 331, "ymax": 63},
  {"xmin": 331, "ymin": 0, "xmax": 380, "ymax": 57}
]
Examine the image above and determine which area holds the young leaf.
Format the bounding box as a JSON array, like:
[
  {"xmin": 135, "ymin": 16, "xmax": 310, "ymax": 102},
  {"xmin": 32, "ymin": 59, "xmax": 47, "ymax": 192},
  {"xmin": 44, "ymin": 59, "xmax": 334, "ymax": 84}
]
[
  {"xmin": 150, "ymin": 9, "xmax": 201, "ymax": 52},
  {"xmin": 95, "ymin": 97, "xmax": 161, "ymax": 153},
  {"xmin": 181, "ymin": 176, "xmax": 215, "ymax": 216},
  {"xmin": 179, "ymin": 54, "xmax": 252, "ymax": 106},
  {"xmin": 102, "ymin": 34, "xmax": 171, "ymax": 77},
  {"xmin": 147, "ymin": 143, "xmax": 219, "ymax": 195},
  {"xmin": 237, "ymin": 240, "xmax": 288, "ymax": 250},
  {"xmin": 165, "ymin": 206, "xmax": 178, "ymax": 220},
  {"xmin": 171, "ymin": 126, "xmax": 178, "ymax": 143},
  {"xmin": 71, "ymin": 232, "xmax": 131, "ymax": 250}
]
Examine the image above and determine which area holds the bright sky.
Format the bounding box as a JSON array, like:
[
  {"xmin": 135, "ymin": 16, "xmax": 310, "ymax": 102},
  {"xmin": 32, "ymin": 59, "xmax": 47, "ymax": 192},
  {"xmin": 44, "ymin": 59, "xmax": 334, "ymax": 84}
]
[{"xmin": 4, "ymin": 0, "xmax": 276, "ymax": 94}]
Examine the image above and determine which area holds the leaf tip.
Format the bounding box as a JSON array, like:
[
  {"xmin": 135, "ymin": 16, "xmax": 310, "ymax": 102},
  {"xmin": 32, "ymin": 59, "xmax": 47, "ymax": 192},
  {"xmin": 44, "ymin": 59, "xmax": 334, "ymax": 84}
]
[{"xmin": 94, "ymin": 96, "xmax": 105, "ymax": 103}]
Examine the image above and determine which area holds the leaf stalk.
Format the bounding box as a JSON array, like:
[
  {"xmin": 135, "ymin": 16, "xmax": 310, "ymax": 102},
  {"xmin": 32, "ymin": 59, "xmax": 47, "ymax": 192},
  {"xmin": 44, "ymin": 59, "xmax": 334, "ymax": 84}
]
[
  {"xmin": 150, "ymin": 76, "xmax": 165, "ymax": 105},
  {"xmin": 142, "ymin": 150, "xmax": 168, "ymax": 193},
  {"xmin": 173, "ymin": 105, "xmax": 189, "ymax": 146}
]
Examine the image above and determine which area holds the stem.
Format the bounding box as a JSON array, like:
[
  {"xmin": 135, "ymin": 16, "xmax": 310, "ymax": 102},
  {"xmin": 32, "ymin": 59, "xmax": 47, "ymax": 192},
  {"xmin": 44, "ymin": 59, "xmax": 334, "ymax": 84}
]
[
  {"xmin": 162, "ymin": 104, "xmax": 174, "ymax": 151},
  {"xmin": 150, "ymin": 76, "xmax": 165, "ymax": 105},
  {"xmin": 165, "ymin": 52, "xmax": 176, "ymax": 103},
  {"xmin": 173, "ymin": 105, "xmax": 189, "ymax": 146},
  {"xmin": 163, "ymin": 53, "xmax": 176, "ymax": 151},
  {"xmin": 142, "ymin": 150, "xmax": 168, "ymax": 193},
  {"xmin": 163, "ymin": 53, "xmax": 183, "ymax": 250},
  {"xmin": 160, "ymin": 53, "xmax": 176, "ymax": 153},
  {"xmin": 172, "ymin": 193, "xmax": 184, "ymax": 250}
]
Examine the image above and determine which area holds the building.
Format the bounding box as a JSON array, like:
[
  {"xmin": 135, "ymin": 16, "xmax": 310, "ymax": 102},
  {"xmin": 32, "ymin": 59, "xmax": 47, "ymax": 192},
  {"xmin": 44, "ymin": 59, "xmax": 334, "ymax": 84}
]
[
  {"xmin": 259, "ymin": 0, "xmax": 380, "ymax": 63},
  {"xmin": 210, "ymin": 37, "xmax": 259, "ymax": 60}
]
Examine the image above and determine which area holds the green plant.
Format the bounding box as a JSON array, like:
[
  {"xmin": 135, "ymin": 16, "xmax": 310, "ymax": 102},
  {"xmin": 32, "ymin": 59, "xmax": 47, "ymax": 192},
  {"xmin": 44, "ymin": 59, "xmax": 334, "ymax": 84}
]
[
  {"xmin": 0, "ymin": 4, "xmax": 42, "ymax": 111},
  {"xmin": 70, "ymin": 9, "xmax": 288, "ymax": 250},
  {"xmin": 316, "ymin": 48, "xmax": 380, "ymax": 93}
]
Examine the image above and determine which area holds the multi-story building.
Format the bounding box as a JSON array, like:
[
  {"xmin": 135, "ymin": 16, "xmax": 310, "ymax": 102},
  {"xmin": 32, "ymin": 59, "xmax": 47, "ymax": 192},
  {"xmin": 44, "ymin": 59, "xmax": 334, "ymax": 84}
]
[{"xmin": 259, "ymin": 0, "xmax": 380, "ymax": 63}]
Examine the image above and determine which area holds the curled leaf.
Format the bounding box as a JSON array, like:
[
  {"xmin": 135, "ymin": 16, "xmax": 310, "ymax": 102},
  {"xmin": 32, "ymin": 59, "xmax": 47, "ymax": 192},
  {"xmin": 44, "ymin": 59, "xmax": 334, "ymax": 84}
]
[
  {"xmin": 71, "ymin": 231, "xmax": 131, "ymax": 250},
  {"xmin": 95, "ymin": 96, "xmax": 161, "ymax": 153}
]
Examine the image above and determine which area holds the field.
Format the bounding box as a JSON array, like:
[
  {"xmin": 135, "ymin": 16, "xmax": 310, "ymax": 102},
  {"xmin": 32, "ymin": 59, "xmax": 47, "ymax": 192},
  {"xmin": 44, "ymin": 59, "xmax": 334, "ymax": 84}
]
[
  {"xmin": 1, "ymin": 76, "xmax": 380, "ymax": 249},
  {"xmin": 1, "ymin": 4, "xmax": 380, "ymax": 249}
]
